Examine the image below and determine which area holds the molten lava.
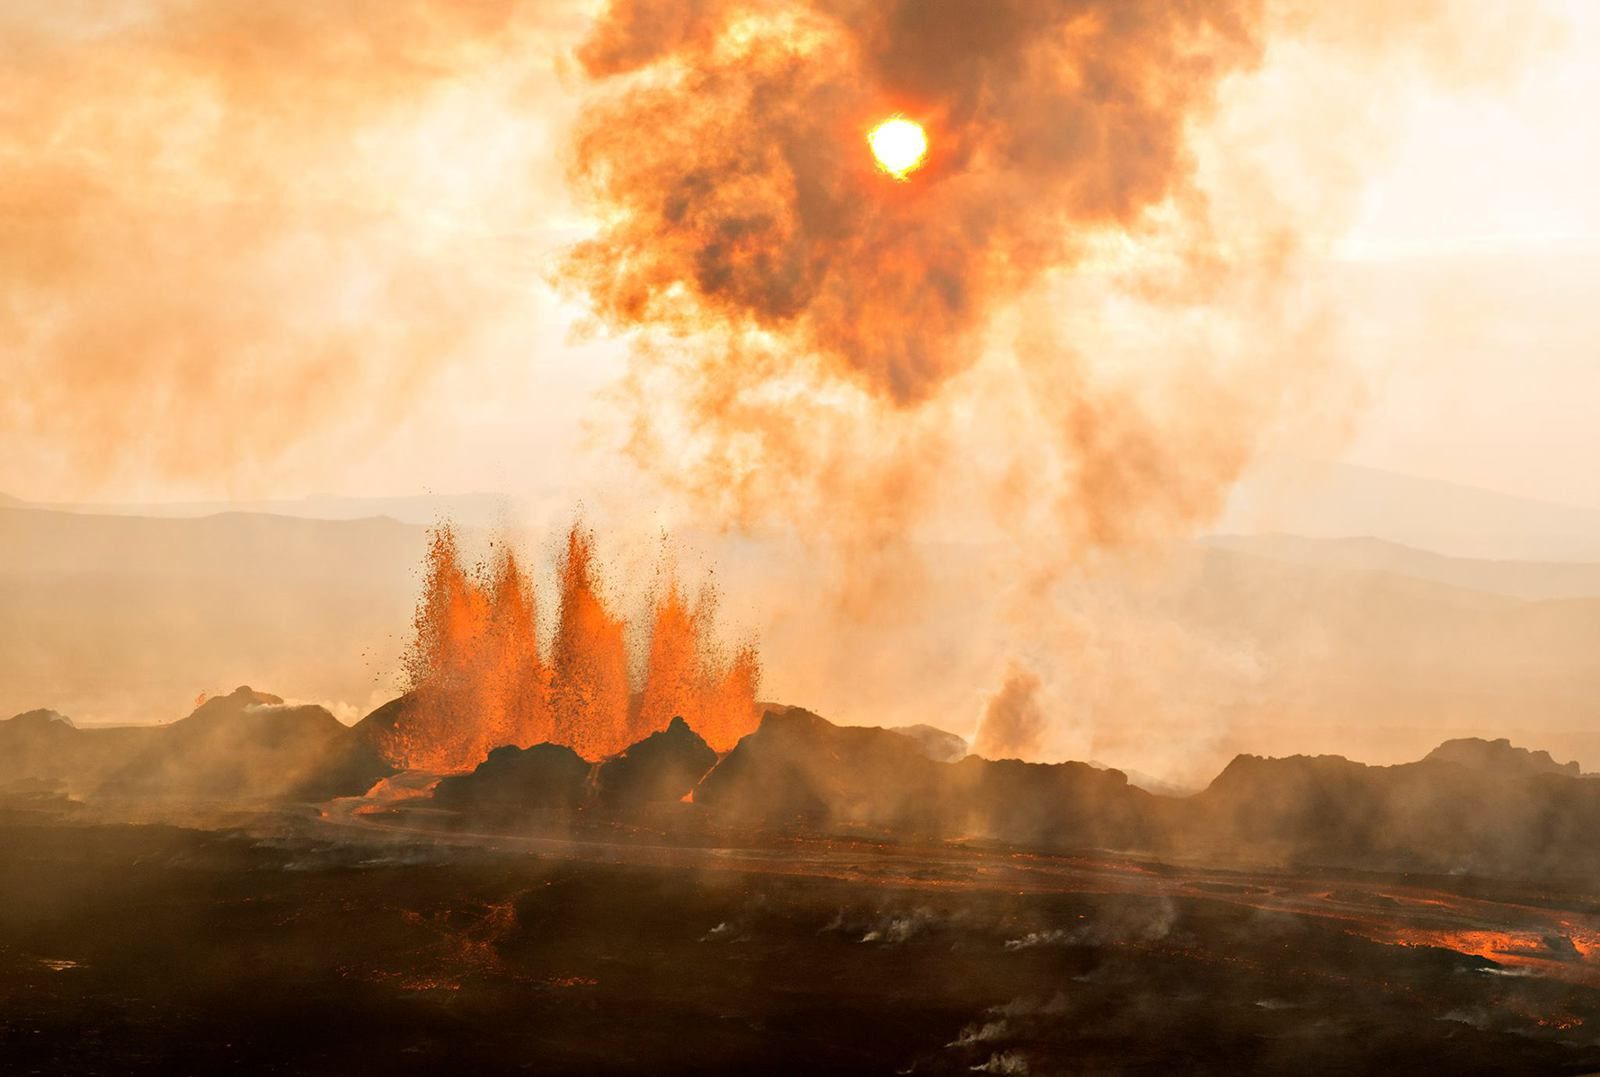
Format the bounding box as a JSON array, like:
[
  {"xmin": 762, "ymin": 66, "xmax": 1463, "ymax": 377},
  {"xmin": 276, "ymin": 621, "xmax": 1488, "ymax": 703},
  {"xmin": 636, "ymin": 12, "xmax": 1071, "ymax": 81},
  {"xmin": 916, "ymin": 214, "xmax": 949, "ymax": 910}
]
[
  {"xmin": 390, "ymin": 526, "xmax": 502, "ymax": 772},
  {"xmin": 867, "ymin": 116, "xmax": 927, "ymax": 180},
  {"xmin": 637, "ymin": 582, "xmax": 764, "ymax": 753},
  {"xmin": 375, "ymin": 522, "xmax": 761, "ymax": 772},
  {"xmin": 548, "ymin": 526, "xmax": 631, "ymax": 761}
]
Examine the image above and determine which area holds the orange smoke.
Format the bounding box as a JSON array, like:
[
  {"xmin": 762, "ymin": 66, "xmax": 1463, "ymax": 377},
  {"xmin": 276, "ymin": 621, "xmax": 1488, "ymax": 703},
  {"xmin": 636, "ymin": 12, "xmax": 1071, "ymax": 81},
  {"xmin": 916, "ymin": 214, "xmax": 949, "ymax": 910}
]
[
  {"xmin": 558, "ymin": 0, "xmax": 1309, "ymax": 573},
  {"xmin": 378, "ymin": 522, "xmax": 759, "ymax": 771},
  {"xmin": 567, "ymin": 1, "xmax": 1264, "ymax": 406},
  {"xmin": 972, "ymin": 662, "xmax": 1047, "ymax": 761},
  {"xmin": 559, "ymin": 1, "xmax": 1555, "ymax": 767},
  {"xmin": 561, "ymin": 1, "xmax": 1555, "ymax": 579}
]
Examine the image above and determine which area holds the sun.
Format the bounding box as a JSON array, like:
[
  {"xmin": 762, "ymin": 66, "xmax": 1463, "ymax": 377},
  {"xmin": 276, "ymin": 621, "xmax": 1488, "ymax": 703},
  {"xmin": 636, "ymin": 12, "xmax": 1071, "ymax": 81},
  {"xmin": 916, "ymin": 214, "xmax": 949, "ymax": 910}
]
[{"xmin": 867, "ymin": 116, "xmax": 928, "ymax": 180}]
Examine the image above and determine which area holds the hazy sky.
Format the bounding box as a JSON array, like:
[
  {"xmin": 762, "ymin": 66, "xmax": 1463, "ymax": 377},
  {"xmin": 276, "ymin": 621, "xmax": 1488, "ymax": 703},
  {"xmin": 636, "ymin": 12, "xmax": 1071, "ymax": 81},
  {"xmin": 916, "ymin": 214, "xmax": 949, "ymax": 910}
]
[
  {"xmin": 2, "ymin": 0, "xmax": 1597, "ymax": 512},
  {"xmin": 1330, "ymin": 1, "xmax": 1600, "ymax": 508}
]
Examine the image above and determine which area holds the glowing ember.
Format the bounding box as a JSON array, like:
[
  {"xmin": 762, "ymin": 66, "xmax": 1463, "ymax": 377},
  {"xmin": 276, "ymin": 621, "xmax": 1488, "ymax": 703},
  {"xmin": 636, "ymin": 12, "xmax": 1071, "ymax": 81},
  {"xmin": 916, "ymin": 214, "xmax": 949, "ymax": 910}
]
[{"xmin": 867, "ymin": 116, "xmax": 927, "ymax": 180}]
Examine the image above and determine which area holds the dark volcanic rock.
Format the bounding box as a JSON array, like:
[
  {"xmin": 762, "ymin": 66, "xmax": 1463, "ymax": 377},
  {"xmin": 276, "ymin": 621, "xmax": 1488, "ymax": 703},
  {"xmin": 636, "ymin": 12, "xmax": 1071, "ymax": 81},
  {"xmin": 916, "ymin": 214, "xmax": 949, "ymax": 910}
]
[
  {"xmin": 9, "ymin": 709, "xmax": 76, "ymax": 731},
  {"xmin": 694, "ymin": 708, "xmax": 940, "ymax": 828},
  {"xmin": 940, "ymin": 754, "xmax": 1152, "ymax": 849},
  {"xmin": 694, "ymin": 708, "xmax": 1152, "ymax": 848},
  {"xmin": 0, "ymin": 711, "xmax": 79, "ymax": 790},
  {"xmin": 433, "ymin": 743, "xmax": 591, "ymax": 817},
  {"xmin": 0, "ymin": 709, "xmax": 160, "ymax": 797},
  {"xmin": 692, "ymin": 714, "xmax": 1600, "ymax": 880},
  {"xmin": 1172, "ymin": 742, "xmax": 1600, "ymax": 880},
  {"xmin": 596, "ymin": 717, "xmax": 716, "ymax": 809},
  {"xmin": 1424, "ymin": 736, "xmax": 1580, "ymax": 778},
  {"xmin": 1185, "ymin": 753, "xmax": 1381, "ymax": 851},
  {"xmin": 99, "ymin": 686, "xmax": 392, "ymax": 802}
]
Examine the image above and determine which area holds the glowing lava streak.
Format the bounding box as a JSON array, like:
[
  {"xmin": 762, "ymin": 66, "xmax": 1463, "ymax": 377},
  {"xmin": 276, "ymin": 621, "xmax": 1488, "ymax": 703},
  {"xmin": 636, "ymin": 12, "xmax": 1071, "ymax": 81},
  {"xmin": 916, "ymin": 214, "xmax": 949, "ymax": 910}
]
[{"xmin": 867, "ymin": 116, "xmax": 928, "ymax": 180}]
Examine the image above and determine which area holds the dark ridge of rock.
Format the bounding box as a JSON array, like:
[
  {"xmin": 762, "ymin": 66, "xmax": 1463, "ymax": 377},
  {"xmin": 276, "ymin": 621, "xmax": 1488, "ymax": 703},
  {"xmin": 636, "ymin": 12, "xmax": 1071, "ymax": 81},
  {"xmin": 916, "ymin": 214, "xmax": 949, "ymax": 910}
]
[
  {"xmin": 8, "ymin": 709, "xmax": 77, "ymax": 730},
  {"xmin": 99, "ymin": 686, "xmax": 392, "ymax": 802},
  {"xmin": 18, "ymin": 682, "xmax": 1600, "ymax": 885},
  {"xmin": 887, "ymin": 723, "xmax": 968, "ymax": 763},
  {"xmin": 1191, "ymin": 753, "xmax": 1378, "ymax": 846},
  {"xmin": 0, "ymin": 708, "xmax": 161, "ymax": 796},
  {"xmin": 692, "ymin": 708, "xmax": 939, "ymax": 828},
  {"xmin": 595, "ymin": 717, "xmax": 717, "ymax": 809},
  {"xmin": 209, "ymin": 686, "xmax": 284, "ymax": 708},
  {"xmin": 1089, "ymin": 760, "xmax": 1198, "ymax": 798},
  {"xmin": 693, "ymin": 708, "xmax": 1152, "ymax": 848},
  {"xmin": 940, "ymin": 754, "xmax": 1150, "ymax": 850},
  {"xmin": 692, "ymin": 712, "xmax": 1600, "ymax": 879},
  {"xmin": 1424, "ymin": 736, "xmax": 1581, "ymax": 778},
  {"xmin": 1172, "ymin": 746, "xmax": 1600, "ymax": 880},
  {"xmin": 432, "ymin": 743, "xmax": 591, "ymax": 817}
]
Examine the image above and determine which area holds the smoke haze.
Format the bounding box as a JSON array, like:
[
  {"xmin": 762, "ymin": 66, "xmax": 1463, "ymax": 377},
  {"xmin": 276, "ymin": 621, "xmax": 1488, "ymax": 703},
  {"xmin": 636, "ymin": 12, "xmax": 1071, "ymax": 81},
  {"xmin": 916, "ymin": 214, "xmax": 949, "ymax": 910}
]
[{"xmin": 0, "ymin": 0, "xmax": 586, "ymax": 493}]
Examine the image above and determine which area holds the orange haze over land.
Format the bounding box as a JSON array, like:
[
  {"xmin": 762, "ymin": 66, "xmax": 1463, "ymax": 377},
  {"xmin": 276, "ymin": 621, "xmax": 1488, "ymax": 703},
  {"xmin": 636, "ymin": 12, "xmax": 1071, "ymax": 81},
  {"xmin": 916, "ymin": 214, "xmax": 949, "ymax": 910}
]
[{"xmin": 1, "ymin": 1, "xmax": 1597, "ymax": 782}]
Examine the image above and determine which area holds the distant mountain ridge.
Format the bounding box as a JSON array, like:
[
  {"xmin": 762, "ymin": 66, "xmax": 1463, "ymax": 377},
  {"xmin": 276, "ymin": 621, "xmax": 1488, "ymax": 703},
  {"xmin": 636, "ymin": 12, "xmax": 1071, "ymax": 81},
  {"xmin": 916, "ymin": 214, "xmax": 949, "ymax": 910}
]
[
  {"xmin": 1218, "ymin": 461, "xmax": 1600, "ymax": 562},
  {"xmin": 1423, "ymin": 737, "xmax": 1581, "ymax": 778},
  {"xmin": 0, "ymin": 491, "xmax": 516, "ymax": 528},
  {"xmin": 12, "ymin": 460, "xmax": 1600, "ymax": 556},
  {"xmin": 2, "ymin": 687, "xmax": 390, "ymax": 801},
  {"xmin": 1202, "ymin": 533, "xmax": 1600, "ymax": 600}
]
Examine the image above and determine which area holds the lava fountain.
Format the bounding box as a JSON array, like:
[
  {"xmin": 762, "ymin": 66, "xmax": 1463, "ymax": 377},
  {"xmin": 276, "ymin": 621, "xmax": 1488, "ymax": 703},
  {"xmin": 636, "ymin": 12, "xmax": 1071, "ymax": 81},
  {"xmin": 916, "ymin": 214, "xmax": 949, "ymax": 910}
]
[{"xmin": 372, "ymin": 522, "xmax": 761, "ymax": 773}]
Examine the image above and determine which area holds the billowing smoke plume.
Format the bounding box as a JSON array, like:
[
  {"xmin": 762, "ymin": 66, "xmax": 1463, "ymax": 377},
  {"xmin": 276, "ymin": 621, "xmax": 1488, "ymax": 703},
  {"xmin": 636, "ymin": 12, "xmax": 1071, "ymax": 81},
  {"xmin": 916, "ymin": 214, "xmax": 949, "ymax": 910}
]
[
  {"xmin": 564, "ymin": 0, "xmax": 1558, "ymax": 766},
  {"xmin": 972, "ymin": 663, "xmax": 1047, "ymax": 762},
  {"xmin": 563, "ymin": 0, "xmax": 1282, "ymax": 540},
  {"xmin": 564, "ymin": 0, "xmax": 1552, "ymax": 531},
  {"xmin": 568, "ymin": 0, "xmax": 1262, "ymax": 403}
]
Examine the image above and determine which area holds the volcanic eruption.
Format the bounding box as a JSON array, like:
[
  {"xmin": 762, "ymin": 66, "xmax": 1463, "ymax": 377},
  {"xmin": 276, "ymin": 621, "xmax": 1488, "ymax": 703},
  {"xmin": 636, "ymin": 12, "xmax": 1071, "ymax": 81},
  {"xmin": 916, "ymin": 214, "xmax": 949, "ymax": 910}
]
[{"xmin": 2, "ymin": 1, "xmax": 1594, "ymax": 1073}]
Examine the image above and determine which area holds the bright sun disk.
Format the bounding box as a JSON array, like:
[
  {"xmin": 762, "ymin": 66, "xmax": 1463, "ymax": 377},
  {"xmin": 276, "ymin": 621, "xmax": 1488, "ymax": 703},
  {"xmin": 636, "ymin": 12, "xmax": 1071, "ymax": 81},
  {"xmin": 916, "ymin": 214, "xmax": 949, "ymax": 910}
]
[{"xmin": 868, "ymin": 116, "xmax": 928, "ymax": 180}]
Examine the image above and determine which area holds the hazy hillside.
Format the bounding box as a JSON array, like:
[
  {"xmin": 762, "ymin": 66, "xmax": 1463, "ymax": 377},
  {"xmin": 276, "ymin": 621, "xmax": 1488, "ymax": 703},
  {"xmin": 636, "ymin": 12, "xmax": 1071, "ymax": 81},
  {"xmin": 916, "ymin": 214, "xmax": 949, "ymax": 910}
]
[
  {"xmin": 1202, "ymin": 533, "xmax": 1600, "ymax": 600},
  {"xmin": 3, "ymin": 470, "xmax": 1598, "ymax": 782},
  {"xmin": 0, "ymin": 507, "xmax": 425, "ymax": 725},
  {"xmin": 1171, "ymin": 543, "xmax": 1600, "ymax": 772},
  {"xmin": 1218, "ymin": 461, "xmax": 1600, "ymax": 562},
  {"xmin": 7, "ymin": 492, "xmax": 518, "ymax": 529}
]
